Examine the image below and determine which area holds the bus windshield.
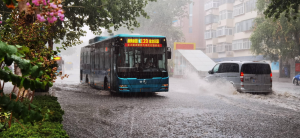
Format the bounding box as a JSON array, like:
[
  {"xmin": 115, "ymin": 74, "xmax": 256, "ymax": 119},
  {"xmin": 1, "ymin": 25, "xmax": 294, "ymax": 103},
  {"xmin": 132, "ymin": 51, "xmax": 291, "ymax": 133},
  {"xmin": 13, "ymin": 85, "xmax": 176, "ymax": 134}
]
[{"xmin": 117, "ymin": 47, "xmax": 166, "ymax": 73}]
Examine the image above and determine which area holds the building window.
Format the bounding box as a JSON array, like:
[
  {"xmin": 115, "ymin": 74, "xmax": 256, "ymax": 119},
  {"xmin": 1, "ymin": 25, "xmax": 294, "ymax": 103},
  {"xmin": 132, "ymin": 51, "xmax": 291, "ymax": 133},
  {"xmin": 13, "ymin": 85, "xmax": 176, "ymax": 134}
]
[
  {"xmin": 219, "ymin": 0, "xmax": 235, "ymax": 6},
  {"xmin": 219, "ymin": 10, "xmax": 233, "ymax": 20},
  {"xmin": 189, "ymin": 16, "xmax": 193, "ymax": 27},
  {"xmin": 232, "ymin": 39, "xmax": 251, "ymax": 50},
  {"xmin": 245, "ymin": 0, "xmax": 257, "ymax": 13},
  {"xmin": 205, "ymin": 30, "xmax": 216, "ymax": 39},
  {"xmin": 217, "ymin": 43, "xmax": 232, "ymax": 52},
  {"xmin": 205, "ymin": 14, "xmax": 219, "ymax": 25},
  {"xmin": 217, "ymin": 26, "xmax": 233, "ymax": 37},
  {"xmin": 189, "ymin": 27, "xmax": 193, "ymax": 33},
  {"xmin": 233, "ymin": 4, "xmax": 244, "ymax": 17},
  {"xmin": 213, "ymin": 45, "xmax": 217, "ymax": 53},
  {"xmin": 206, "ymin": 44, "xmax": 217, "ymax": 53},
  {"xmin": 235, "ymin": 18, "xmax": 254, "ymax": 33},
  {"xmin": 204, "ymin": 0, "xmax": 219, "ymax": 11}
]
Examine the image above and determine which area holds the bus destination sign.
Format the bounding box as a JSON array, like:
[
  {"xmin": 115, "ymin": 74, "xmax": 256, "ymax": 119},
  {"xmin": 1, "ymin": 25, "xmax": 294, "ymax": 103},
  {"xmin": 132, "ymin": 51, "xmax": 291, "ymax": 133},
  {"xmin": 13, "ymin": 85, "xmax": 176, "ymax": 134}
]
[{"xmin": 125, "ymin": 38, "xmax": 162, "ymax": 47}]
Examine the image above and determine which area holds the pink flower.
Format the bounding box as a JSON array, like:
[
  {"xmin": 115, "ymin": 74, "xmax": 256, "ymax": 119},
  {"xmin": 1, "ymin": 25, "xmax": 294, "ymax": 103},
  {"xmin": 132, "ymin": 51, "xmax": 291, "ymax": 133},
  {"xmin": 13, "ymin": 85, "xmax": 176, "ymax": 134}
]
[
  {"xmin": 50, "ymin": 3, "xmax": 57, "ymax": 9},
  {"xmin": 50, "ymin": 12, "xmax": 54, "ymax": 16},
  {"xmin": 40, "ymin": 17, "xmax": 46, "ymax": 22},
  {"xmin": 58, "ymin": 4, "xmax": 62, "ymax": 8},
  {"xmin": 60, "ymin": 17, "xmax": 64, "ymax": 21},
  {"xmin": 43, "ymin": 0, "xmax": 47, "ymax": 5},
  {"xmin": 47, "ymin": 17, "xmax": 53, "ymax": 23},
  {"xmin": 58, "ymin": 9, "xmax": 63, "ymax": 14},
  {"xmin": 0, "ymin": 21, "xmax": 2, "ymax": 24},
  {"xmin": 33, "ymin": 0, "xmax": 40, "ymax": 6},
  {"xmin": 58, "ymin": 13, "xmax": 64, "ymax": 18},
  {"xmin": 37, "ymin": 14, "xmax": 41, "ymax": 19},
  {"xmin": 52, "ymin": 16, "xmax": 57, "ymax": 22},
  {"xmin": 38, "ymin": 16, "xmax": 46, "ymax": 22},
  {"xmin": 26, "ymin": 2, "xmax": 30, "ymax": 6}
]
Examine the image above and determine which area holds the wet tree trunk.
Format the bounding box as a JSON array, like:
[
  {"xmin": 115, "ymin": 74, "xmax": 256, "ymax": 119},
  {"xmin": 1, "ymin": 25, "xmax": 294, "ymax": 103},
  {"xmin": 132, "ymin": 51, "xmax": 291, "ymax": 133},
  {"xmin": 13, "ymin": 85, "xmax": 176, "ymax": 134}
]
[
  {"xmin": 13, "ymin": 63, "xmax": 22, "ymax": 94},
  {"xmin": 48, "ymin": 39, "xmax": 54, "ymax": 50},
  {"xmin": 12, "ymin": 1, "xmax": 33, "ymax": 95}
]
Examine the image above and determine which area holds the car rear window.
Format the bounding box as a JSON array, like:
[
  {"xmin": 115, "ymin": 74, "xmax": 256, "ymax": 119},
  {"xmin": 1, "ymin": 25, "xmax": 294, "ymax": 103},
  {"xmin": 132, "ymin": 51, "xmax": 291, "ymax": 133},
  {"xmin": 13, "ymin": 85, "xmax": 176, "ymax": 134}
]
[
  {"xmin": 218, "ymin": 63, "xmax": 239, "ymax": 73},
  {"xmin": 241, "ymin": 63, "xmax": 271, "ymax": 74}
]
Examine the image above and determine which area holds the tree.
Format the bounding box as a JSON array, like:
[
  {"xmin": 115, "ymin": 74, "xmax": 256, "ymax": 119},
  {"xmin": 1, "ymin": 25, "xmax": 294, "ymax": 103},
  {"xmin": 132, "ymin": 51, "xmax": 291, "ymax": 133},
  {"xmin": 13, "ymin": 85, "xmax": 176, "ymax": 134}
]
[
  {"xmin": 250, "ymin": 0, "xmax": 300, "ymax": 61},
  {"xmin": 114, "ymin": 0, "xmax": 190, "ymax": 47},
  {"xmin": 263, "ymin": 0, "xmax": 300, "ymax": 21},
  {"xmin": 1, "ymin": 0, "xmax": 157, "ymax": 52}
]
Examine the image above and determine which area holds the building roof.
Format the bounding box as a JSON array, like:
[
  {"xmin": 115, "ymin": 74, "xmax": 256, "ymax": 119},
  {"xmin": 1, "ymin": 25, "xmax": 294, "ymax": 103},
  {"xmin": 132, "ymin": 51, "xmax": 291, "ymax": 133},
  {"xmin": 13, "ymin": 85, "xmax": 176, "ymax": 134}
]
[{"xmin": 177, "ymin": 50, "xmax": 216, "ymax": 72}]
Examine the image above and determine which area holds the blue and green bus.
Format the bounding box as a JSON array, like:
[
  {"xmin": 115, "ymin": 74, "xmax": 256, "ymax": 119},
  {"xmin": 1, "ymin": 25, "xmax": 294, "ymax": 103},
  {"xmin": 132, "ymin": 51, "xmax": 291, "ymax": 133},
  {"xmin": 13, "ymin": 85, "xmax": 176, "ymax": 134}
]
[{"xmin": 80, "ymin": 34, "xmax": 171, "ymax": 93}]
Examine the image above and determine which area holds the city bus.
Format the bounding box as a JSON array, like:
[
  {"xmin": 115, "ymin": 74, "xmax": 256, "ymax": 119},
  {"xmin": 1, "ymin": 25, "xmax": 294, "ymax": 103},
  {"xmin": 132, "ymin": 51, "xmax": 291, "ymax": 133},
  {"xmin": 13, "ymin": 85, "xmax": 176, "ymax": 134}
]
[
  {"xmin": 80, "ymin": 34, "xmax": 171, "ymax": 93},
  {"xmin": 65, "ymin": 62, "xmax": 73, "ymax": 70},
  {"xmin": 53, "ymin": 54, "xmax": 64, "ymax": 75}
]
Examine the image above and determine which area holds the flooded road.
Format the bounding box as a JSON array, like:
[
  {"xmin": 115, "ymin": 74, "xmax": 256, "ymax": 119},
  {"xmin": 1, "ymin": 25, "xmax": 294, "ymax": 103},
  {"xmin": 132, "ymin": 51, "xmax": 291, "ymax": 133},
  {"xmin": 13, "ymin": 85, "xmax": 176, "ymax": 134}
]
[{"xmin": 50, "ymin": 70, "xmax": 300, "ymax": 137}]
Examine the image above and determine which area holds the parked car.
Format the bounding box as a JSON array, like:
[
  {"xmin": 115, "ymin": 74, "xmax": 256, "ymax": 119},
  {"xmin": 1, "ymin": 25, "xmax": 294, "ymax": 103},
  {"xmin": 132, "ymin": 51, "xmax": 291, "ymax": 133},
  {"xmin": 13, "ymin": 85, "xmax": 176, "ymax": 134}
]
[
  {"xmin": 205, "ymin": 61, "xmax": 272, "ymax": 93},
  {"xmin": 292, "ymin": 73, "xmax": 300, "ymax": 85}
]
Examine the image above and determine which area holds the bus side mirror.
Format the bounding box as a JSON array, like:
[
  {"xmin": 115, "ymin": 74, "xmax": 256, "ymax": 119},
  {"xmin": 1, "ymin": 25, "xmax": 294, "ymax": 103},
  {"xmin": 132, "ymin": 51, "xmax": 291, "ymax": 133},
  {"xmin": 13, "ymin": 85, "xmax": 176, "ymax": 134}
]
[
  {"xmin": 114, "ymin": 46, "xmax": 119, "ymax": 54},
  {"xmin": 167, "ymin": 47, "xmax": 171, "ymax": 59}
]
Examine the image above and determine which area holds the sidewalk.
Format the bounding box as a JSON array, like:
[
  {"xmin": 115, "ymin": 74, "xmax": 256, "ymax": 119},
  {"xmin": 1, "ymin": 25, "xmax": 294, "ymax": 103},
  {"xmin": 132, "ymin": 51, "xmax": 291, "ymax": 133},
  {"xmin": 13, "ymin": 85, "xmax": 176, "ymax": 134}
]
[{"xmin": 272, "ymin": 81, "xmax": 299, "ymax": 95}]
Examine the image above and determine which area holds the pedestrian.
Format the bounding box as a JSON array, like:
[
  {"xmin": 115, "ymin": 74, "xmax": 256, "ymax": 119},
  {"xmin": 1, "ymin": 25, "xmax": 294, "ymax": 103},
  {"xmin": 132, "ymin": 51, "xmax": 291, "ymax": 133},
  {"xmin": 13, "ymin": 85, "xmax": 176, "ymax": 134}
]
[{"xmin": 284, "ymin": 66, "xmax": 289, "ymax": 77}]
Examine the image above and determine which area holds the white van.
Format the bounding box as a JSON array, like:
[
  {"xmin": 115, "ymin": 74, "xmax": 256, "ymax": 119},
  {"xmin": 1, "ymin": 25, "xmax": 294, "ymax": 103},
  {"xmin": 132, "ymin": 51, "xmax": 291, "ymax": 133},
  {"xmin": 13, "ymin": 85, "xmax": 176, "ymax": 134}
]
[{"xmin": 205, "ymin": 61, "xmax": 272, "ymax": 93}]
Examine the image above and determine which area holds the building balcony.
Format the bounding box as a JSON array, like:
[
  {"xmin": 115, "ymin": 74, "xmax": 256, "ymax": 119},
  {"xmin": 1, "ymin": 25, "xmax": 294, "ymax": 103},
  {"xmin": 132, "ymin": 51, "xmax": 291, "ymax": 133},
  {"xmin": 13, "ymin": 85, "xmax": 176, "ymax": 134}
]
[
  {"xmin": 219, "ymin": 4, "xmax": 233, "ymax": 11},
  {"xmin": 205, "ymin": 38, "xmax": 218, "ymax": 45},
  {"xmin": 218, "ymin": 19, "xmax": 234, "ymax": 27},
  {"xmin": 206, "ymin": 52, "xmax": 219, "ymax": 59},
  {"xmin": 206, "ymin": 23, "xmax": 218, "ymax": 30},
  {"xmin": 206, "ymin": 9, "xmax": 219, "ymax": 15},
  {"xmin": 217, "ymin": 35, "xmax": 233, "ymax": 43}
]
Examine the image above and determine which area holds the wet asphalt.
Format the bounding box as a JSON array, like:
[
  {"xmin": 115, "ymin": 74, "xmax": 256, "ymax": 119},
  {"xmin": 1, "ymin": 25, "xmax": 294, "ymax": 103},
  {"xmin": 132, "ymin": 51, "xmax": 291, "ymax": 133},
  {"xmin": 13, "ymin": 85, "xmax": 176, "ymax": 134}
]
[{"xmin": 49, "ymin": 70, "xmax": 300, "ymax": 138}]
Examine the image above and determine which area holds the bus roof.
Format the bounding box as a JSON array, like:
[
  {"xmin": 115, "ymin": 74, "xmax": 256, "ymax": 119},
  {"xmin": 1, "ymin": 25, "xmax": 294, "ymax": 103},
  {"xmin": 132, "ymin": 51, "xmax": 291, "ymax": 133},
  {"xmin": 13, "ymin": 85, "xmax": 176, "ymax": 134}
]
[
  {"xmin": 113, "ymin": 34, "xmax": 166, "ymax": 38},
  {"xmin": 84, "ymin": 34, "xmax": 166, "ymax": 47}
]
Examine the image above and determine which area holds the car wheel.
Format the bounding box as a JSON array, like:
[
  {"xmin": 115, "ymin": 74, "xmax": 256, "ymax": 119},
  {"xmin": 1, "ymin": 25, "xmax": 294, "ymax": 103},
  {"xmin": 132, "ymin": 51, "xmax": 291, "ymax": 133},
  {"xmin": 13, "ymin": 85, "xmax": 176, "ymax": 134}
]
[{"xmin": 293, "ymin": 79, "xmax": 299, "ymax": 86}]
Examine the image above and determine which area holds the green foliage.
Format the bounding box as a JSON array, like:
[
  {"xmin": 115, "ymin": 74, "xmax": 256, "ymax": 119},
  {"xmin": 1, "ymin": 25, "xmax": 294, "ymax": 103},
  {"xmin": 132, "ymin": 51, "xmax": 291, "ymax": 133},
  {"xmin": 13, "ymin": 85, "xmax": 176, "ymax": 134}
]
[
  {"xmin": 250, "ymin": 0, "xmax": 300, "ymax": 61},
  {"xmin": 0, "ymin": 94, "xmax": 43, "ymax": 125},
  {"xmin": 49, "ymin": 0, "xmax": 157, "ymax": 52},
  {"xmin": 32, "ymin": 95, "xmax": 64, "ymax": 123},
  {"xmin": 263, "ymin": 0, "xmax": 300, "ymax": 21},
  {"xmin": 0, "ymin": 121, "xmax": 69, "ymax": 138},
  {"xmin": 0, "ymin": 41, "xmax": 51, "ymax": 90}
]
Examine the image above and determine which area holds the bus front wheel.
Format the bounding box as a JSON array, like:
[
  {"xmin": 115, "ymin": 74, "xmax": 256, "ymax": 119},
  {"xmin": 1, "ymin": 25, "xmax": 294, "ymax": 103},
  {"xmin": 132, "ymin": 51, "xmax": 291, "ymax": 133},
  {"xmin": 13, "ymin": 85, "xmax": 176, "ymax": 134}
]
[{"xmin": 86, "ymin": 75, "xmax": 89, "ymax": 84}]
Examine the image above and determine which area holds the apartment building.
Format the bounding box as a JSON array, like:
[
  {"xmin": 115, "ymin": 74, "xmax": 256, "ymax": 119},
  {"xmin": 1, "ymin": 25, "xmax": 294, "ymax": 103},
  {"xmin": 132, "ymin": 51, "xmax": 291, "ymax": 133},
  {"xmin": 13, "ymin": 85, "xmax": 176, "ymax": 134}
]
[
  {"xmin": 204, "ymin": 0, "xmax": 260, "ymax": 62},
  {"xmin": 175, "ymin": 0, "xmax": 205, "ymax": 51}
]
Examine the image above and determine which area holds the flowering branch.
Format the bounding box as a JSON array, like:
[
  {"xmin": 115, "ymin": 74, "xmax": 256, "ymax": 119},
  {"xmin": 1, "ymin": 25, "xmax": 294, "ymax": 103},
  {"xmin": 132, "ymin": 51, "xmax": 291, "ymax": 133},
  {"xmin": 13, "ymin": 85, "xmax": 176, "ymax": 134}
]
[{"xmin": 27, "ymin": 0, "xmax": 65, "ymax": 23}]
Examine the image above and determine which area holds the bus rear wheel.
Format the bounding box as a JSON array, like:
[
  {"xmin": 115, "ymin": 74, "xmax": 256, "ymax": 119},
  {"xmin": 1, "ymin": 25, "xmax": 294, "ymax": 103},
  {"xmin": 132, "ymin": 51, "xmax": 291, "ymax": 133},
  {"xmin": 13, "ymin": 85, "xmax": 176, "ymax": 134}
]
[
  {"xmin": 104, "ymin": 78, "xmax": 108, "ymax": 90},
  {"xmin": 86, "ymin": 75, "xmax": 89, "ymax": 84}
]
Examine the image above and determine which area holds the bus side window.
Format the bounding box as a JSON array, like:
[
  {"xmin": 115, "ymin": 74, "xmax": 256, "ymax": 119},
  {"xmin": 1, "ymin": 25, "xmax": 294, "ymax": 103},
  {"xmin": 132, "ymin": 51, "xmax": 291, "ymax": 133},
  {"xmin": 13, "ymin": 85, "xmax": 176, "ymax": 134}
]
[
  {"xmin": 81, "ymin": 50, "xmax": 84, "ymax": 64},
  {"xmin": 85, "ymin": 51, "xmax": 88, "ymax": 64},
  {"xmin": 95, "ymin": 47, "xmax": 100, "ymax": 69},
  {"xmin": 100, "ymin": 47, "xmax": 104, "ymax": 70},
  {"xmin": 87, "ymin": 51, "xmax": 90, "ymax": 64},
  {"xmin": 105, "ymin": 45, "xmax": 110, "ymax": 69}
]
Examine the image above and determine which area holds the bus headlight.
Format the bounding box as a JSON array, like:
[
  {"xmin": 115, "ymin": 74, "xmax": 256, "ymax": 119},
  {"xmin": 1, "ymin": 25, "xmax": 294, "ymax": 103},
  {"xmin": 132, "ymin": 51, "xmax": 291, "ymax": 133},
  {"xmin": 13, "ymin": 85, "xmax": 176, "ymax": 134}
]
[
  {"xmin": 119, "ymin": 85, "xmax": 128, "ymax": 88},
  {"xmin": 162, "ymin": 84, "xmax": 168, "ymax": 87}
]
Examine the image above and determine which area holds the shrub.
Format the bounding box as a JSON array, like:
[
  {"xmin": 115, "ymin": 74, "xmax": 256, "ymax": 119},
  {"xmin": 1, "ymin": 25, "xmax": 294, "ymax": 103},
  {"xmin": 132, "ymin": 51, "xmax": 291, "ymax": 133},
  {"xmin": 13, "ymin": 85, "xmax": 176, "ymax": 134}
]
[
  {"xmin": 0, "ymin": 121, "xmax": 69, "ymax": 138},
  {"xmin": 32, "ymin": 95, "xmax": 64, "ymax": 123}
]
